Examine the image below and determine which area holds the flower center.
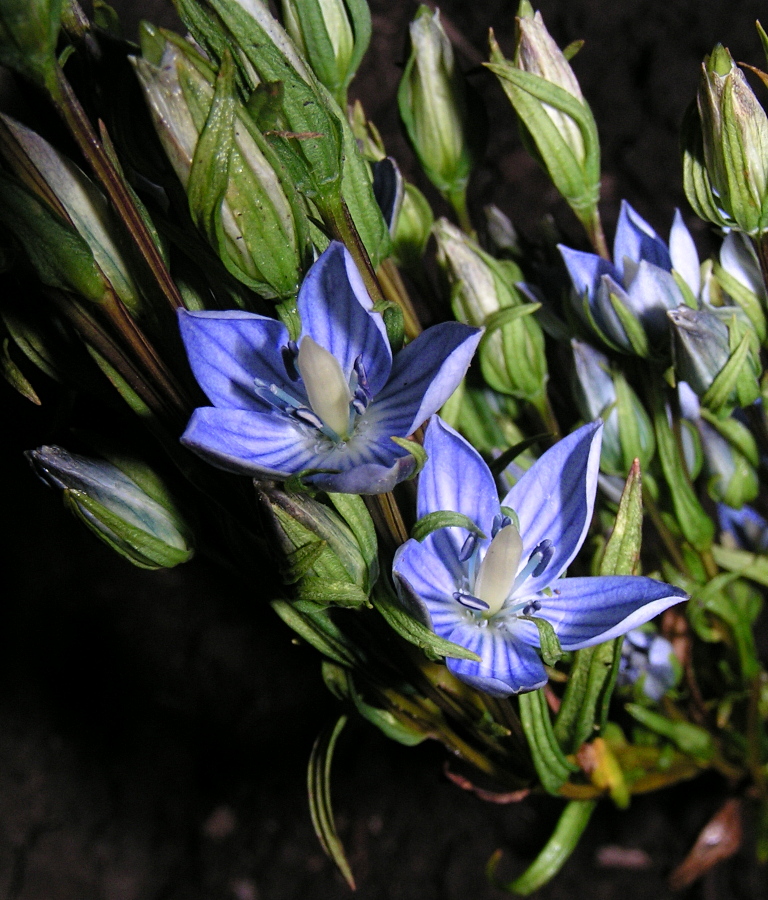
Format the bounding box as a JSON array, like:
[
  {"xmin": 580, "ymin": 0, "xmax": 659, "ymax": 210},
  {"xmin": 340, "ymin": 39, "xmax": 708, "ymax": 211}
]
[{"xmin": 254, "ymin": 339, "xmax": 374, "ymax": 445}]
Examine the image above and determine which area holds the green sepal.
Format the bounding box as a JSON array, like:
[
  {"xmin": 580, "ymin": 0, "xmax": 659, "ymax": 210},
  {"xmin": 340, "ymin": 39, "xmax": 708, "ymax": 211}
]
[
  {"xmin": 0, "ymin": 0, "xmax": 63, "ymax": 92},
  {"xmin": 271, "ymin": 597, "xmax": 359, "ymax": 667},
  {"xmin": 307, "ymin": 715, "xmax": 356, "ymax": 889},
  {"xmin": 296, "ymin": 577, "xmax": 371, "ymax": 608},
  {"xmin": 1, "ymin": 337, "xmax": 41, "ymax": 404},
  {"xmin": 411, "ymin": 510, "xmax": 486, "ymax": 543},
  {"xmin": 614, "ymin": 373, "xmax": 655, "ymax": 473},
  {"xmin": 701, "ymin": 329, "xmax": 760, "ymax": 413},
  {"xmin": 555, "ymin": 461, "xmax": 642, "ymax": 751},
  {"xmin": 681, "ymin": 102, "xmax": 733, "ymax": 230},
  {"xmin": 63, "ymin": 490, "xmax": 193, "ymax": 570},
  {"xmin": 609, "ymin": 291, "xmax": 650, "ymax": 358},
  {"xmin": 390, "ymin": 435, "xmax": 427, "ymax": 478},
  {"xmin": 518, "ymin": 689, "xmax": 579, "ymax": 795},
  {"xmin": 327, "ymin": 492, "xmax": 379, "ymax": 592},
  {"xmin": 372, "ymin": 585, "xmax": 481, "ymax": 662},
  {"xmin": 382, "ymin": 303, "xmax": 405, "ymax": 352},
  {"xmin": 713, "ymin": 260, "xmax": 767, "ymax": 343},
  {"xmin": 485, "ymin": 55, "xmax": 600, "ymax": 215},
  {"xmin": 653, "ymin": 395, "xmax": 714, "ymax": 551},
  {"xmin": 625, "ymin": 704, "xmax": 715, "ymax": 760},
  {"xmin": 281, "ymin": 539, "xmax": 327, "ymax": 584},
  {"xmin": 0, "ymin": 172, "xmax": 108, "ymax": 302},
  {"xmin": 487, "ymin": 800, "xmax": 596, "ymax": 896},
  {"xmin": 321, "ymin": 661, "xmax": 427, "ymax": 747},
  {"xmin": 522, "ymin": 616, "xmax": 563, "ymax": 666}
]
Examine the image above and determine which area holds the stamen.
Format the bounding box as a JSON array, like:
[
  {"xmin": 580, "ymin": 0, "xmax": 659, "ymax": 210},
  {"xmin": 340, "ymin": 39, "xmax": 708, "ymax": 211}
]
[
  {"xmin": 459, "ymin": 532, "xmax": 478, "ymax": 562},
  {"xmin": 491, "ymin": 514, "xmax": 512, "ymax": 538},
  {"xmin": 522, "ymin": 600, "xmax": 542, "ymax": 616},
  {"xmin": 453, "ymin": 591, "xmax": 489, "ymax": 612},
  {"xmin": 254, "ymin": 378, "xmax": 304, "ymax": 412},
  {"xmin": 511, "ymin": 540, "xmax": 554, "ymax": 593},
  {"xmin": 473, "ymin": 524, "xmax": 523, "ymax": 617},
  {"xmin": 282, "ymin": 342, "xmax": 300, "ymax": 381}
]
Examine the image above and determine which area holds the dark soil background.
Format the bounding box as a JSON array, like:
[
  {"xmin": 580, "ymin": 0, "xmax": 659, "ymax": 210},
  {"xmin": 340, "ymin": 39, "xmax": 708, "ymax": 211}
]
[{"xmin": 3, "ymin": 1, "xmax": 768, "ymax": 898}]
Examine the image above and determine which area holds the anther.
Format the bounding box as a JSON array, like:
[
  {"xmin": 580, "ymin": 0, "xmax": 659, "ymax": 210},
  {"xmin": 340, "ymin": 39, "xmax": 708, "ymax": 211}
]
[{"xmin": 453, "ymin": 591, "xmax": 489, "ymax": 611}]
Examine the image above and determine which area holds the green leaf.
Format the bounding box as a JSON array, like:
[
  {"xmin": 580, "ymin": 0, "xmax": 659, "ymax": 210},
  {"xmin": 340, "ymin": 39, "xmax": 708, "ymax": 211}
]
[
  {"xmin": 0, "ymin": 0, "xmax": 62, "ymax": 91},
  {"xmin": 1, "ymin": 337, "xmax": 41, "ymax": 404},
  {"xmin": 271, "ymin": 598, "xmax": 359, "ymax": 667},
  {"xmin": 372, "ymin": 585, "xmax": 480, "ymax": 661},
  {"xmin": 411, "ymin": 510, "xmax": 486, "ymax": 543},
  {"xmin": 713, "ymin": 260, "xmax": 767, "ymax": 342},
  {"xmin": 701, "ymin": 330, "xmax": 760, "ymax": 413},
  {"xmin": 327, "ymin": 492, "xmax": 379, "ymax": 591},
  {"xmin": 488, "ymin": 800, "xmax": 596, "ymax": 895},
  {"xmin": 296, "ymin": 577, "xmax": 371, "ymax": 608},
  {"xmin": 609, "ymin": 291, "xmax": 650, "ymax": 357},
  {"xmin": 518, "ymin": 689, "xmax": 578, "ymax": 795},
  {"xmin": 389, "ymin": 435, "xmax": 427, "ymax": 478},
  {"xmin": 625, "ymin": 704, "xmax": 715, "ymax": 760},
  {"xmin": 307, "ymin": 715, "xmax": 355, "ymax": 889}
]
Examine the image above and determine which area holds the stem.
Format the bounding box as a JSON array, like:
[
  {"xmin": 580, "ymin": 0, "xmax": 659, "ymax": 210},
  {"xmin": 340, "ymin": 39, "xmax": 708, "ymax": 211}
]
[
  {"xmin": 755, "ymin": 233, "xmax": 768, "ymax": 296},
  {"xmin": 580, "ymin": 205, "xmax": 610, "ymax": 260},
  {"xmin": 531, "ymin": 392, "xmax": 561, "ymax": 442},
  {"xmin": 321, "ymin": 193, "xmax": 386, "ymax": 305},
  {"xmin": 643, "ymin": 488, "xmax": 691, "ymax": 577},
  {"xmin": 376, "ymin": 258, "xmax": 422, "ymax": 339},
  {"xmin": 50, "ymin": 67, "xmax": 184, "ymax": 313},
  {"xmin": 447, "ymin": 185, "xmax": 474, "ymax": 235}
]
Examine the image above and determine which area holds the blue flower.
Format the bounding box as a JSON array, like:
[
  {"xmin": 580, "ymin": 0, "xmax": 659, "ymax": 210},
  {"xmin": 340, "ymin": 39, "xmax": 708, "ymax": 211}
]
[
  {"xmin": 393, "ymin": 417, "xmax": 687, "ymax": 696},
  {"xmin": 559, "ymin": 201, "xmax": 699, "ymax": 353},
  {"xmin": 717, "ymin": 503, "xmax": 768, "ymax": 553},
  {"xmin": 619, "ymin": 628, "xmax": 679, "ymax": 701},
  {"xmin": 178, "ymin": 242, "xmax": 482, "ymax": 494}
]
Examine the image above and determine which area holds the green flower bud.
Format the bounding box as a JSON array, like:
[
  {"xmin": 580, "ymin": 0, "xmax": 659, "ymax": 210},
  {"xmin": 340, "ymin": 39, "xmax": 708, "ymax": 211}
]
[
  {"xmin": 280, "ymin": 0, "xmax": 371, "ymax": 107},
  {"xmin": 256, "ymin": 486, "xmax": 378, "ymax": 607},
  {"xmin": 433, "ymin": 217, "xmax": 547, "ymax": 403},
  {"xmin": 27, "ymin": 445, "xmax": 194, "ymax": 569},
  {"xmin": 133, "ymin": 31, "xmax": 309, "ymax": 299},
  {"xmin": 486, "ymin": 4, "xmax": 600, "ymax": 232},
  {"xmin": 391, "ymin": 182, "xmax": 434, "ymax": 272},
  {"xmin": 0, "ymin": 114, "xmax": 143, "ymax": 315},
  {"xmin": 0, "ymin": 0, "xmax": 61, "ymax": 91},
  {"xmin": 668, "ymin": 305, "xmax": 761, "ymax": 412},
  {"xmin": 696, "ymin": 45, "xmax": 768, "ymax": 235},
  {"xmin": 398, "ymin": 5, "xmax": 477, "ymax": 213}
]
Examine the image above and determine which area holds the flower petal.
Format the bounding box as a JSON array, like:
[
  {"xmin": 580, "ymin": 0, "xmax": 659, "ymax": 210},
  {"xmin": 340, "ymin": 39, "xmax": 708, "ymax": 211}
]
[
  {"xmin": 417, "ymin": 417, "xmax": 499, "ymax": 534},
  {"xmin": 444, "ymin": 622, "xmax": 548, "ymax": 696},
  {"xmin": 297, "ymin": 242, "xmax": 391, "ymax": 393},
  {"xmin": 502, "ymin": 421, "xmax": 602, "ymax": 594},
  {"xmin": 178, "ymin": 309, "xmax": 292, "ymax": 410},
  {"xmin": 534, "ymin": 575, "xmax": 687, "ymax": 650},
  {"xmin": 371, "ymin": 322, "xmax": 482, "ymax": 437},
  {"xmin": 558, "ymin": 244, "xmax": 620, "ymax": 299},
  {"xmin": 393, "ymin": 537, "xmax": 466, "ymax": 634},
  {"xmin": 180, "ymin": 407, "xmax": 321, "ymax": 477},
  {"xmin": 669, "ymin": 209, "xmax": 701, "ymax": 295},
  {"xmin": 625, "ymin": 260, "xmax": 684, "ymax": 341},
  {"xmin": 613, "ymin": 200, "xmax": 672, "ymax": 274},
  {"xmin": 308, "ymin": 455, "xmax": 415, "ymax": 494}
]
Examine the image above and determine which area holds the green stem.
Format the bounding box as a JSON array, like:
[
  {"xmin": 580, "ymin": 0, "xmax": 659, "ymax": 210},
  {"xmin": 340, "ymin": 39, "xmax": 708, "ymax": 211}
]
[
  {"xmin": 580, "ymin": 205, "xmax": 610, "ymax": 260},
  {"xmin": 447, "ymin": 185, "xmax": 474, "ymax": 235},
  {"xmin": 530, "ymin": 392, "xmax": 561, "ymax": 442}
]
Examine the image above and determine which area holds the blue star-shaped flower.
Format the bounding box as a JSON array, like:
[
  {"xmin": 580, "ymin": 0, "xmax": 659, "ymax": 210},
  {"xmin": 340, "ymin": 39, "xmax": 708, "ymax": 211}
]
[
  {"xmin": 559, "ymin": 200, "xmax": 699, "ymax": 353},
  {"xmin": 393, "ymin": 416, "xmax": 687, "ymax": 696},
  {"xmin": 178, "ymin": 242, "xmax": 482, "ymax": 494}
]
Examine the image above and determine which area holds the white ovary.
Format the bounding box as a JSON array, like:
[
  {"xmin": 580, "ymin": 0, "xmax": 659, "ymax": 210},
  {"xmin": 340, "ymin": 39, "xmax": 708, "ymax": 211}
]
[
  {"xmin": 296, "ymin": 335, "xmax": 353, "ymax": 440},
  {"xmin": 473, "ymin": 523, "xmax": 523, "ymax": 617}
]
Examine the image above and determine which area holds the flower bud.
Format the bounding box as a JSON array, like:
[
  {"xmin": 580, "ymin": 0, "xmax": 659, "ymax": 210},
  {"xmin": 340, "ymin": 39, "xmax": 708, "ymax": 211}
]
[
  {"xmin": 256, "ymin": 486, "xmax": 377, "ymax": 606},
  {"xmin": 0, "ymin": 0, "xmax": 61, "ymax": 91},
  {"xmin": 280, "ymin": 0, "xmax": 371, "ymax": 107},
  {"xmin": 712, "ymin": 231, "xmax": 767, "ymax": 342},
  {"xmin": 133, "ymin": 30, "xmax": 309, "ymax": 299},
  {"xmin": 0, "ymin": 114, "xmax": 143, "ymax": 314},
  {"xmin": 398, "ymin": 5, "xmax": 477, "ymax": 210},
  {"xmin": 717, "ymin": 503, "xmax": 768, "ymax": 552},
  {"xmin": 619, "ymin": 628, "xmax": 680, "ymax": 702},
  {"xmin": 486, "ymin": 3, "xmax": 600, "ymax": 233},
  {"xmin": 571, "ymin": 339, "xmax": 654, "ymax": 476},
  {"xmin": 433, "ymin": 217, "xmax": 547, "ymax": 403},
  {"xmin": 696, "ymin": 45, "xmax": 768, "ymax": 235},
  {"xmin": 668, "ymin": 305, "xmax": 760, "ymax": 411},
  {"xmin": 27, "ymin": 446, "xmax": 194, "ymax": 569},
  {"xmin": 391, "ymin": 181, "xmax": 434, "ymax": 272}
]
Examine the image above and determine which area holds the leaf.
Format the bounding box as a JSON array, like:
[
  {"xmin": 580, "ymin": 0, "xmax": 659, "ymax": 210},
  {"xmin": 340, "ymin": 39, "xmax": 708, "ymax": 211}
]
[
  {"xmin": 625, "ymin": 704, "xmax": 715, "ymax": 760},
  {"xmin": 307, "ymin": 715, "xmax": 355, "ymax": 889},
  {"xmin": 522, "ymin": 616, "xmax": 563, "ymax": 666},
  {"xmin": 1, "ymin": 337, "xmax": 41, "ymax": 404},
  {"xmin": 518, "ymin": 689, "xmax": 578, "ymax": 795},
  {"xmin": 271, "ymin": 598, "xmax": 359, "ymax": 667},
  {"xmin": 487, "ymin": 800, "xmax": 596, "ymax": 895}
]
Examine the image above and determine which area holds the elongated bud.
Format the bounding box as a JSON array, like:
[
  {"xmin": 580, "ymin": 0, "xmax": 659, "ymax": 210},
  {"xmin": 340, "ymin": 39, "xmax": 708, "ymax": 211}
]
[
  {"xmin": 398, "ymin": 5, "xmax": 478, "ymax": 213},
  {"xmin": 133, "ymin": 30, "xmax": 309, "ymax": 299},
  {"xmin": 668, "ymin": 305, "xmax": 761, "ymax": 411},
  {"xmin": 27, "ymin": 446, "xmax": 194, "ymax": 569},
  {"xmin": 280, "ymin": 0, "xmax": 371, "ymax": 107},
  {"xmin": 434, "ymin": 217, "xmax": 547, "ymax": 402},
  {"xmin": 486, "ymin": 4, "xmax": 600, "ymax": 234},
  {"xmin": 0, "ymin": 114, "xmax": 144, "ymax": 314},
  {"xmin": 695, "ymin": 45, "xmax": 768, "ymax": 235},
  {"xmin": 256, "ymin": 486, "xmax": 378, "ymax": 606},
  {"xmin": 391, "ymin": 181, "xmax": 434, "ymax": 272}
]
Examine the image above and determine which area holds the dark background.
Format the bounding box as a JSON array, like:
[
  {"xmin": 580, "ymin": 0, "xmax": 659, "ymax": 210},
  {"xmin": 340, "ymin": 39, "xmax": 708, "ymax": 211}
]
[{"xmin": 3, "ymin": 1, "xmax": 768, "ymax": 898}]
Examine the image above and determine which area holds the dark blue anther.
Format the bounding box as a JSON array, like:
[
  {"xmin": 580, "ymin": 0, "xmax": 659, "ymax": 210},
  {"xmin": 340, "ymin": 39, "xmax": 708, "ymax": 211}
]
[
  {"xmin": 292, "ymin": 407, "xmax": 326, "ymax": 430},
  {"xmin": 282, "ymin": 341, "xmax": 300, "ymax": 381},
  {"xmin": 459, "ymin": 532, "xmax": 478, "ymax": 562},
  {"xmin": 453, "ymin": 591, "xmax": 489, "ymax": 611},
  {"xmin": 522, "ymin": 599, "xmax": 542, "ymax": 616},
  {"xmin": 531, "ymin": 540, "xmax": 554, "ymax": 577},
  {"xmin": 491, "ymin": 514, "xmax": 512, "ymax": 538}
]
